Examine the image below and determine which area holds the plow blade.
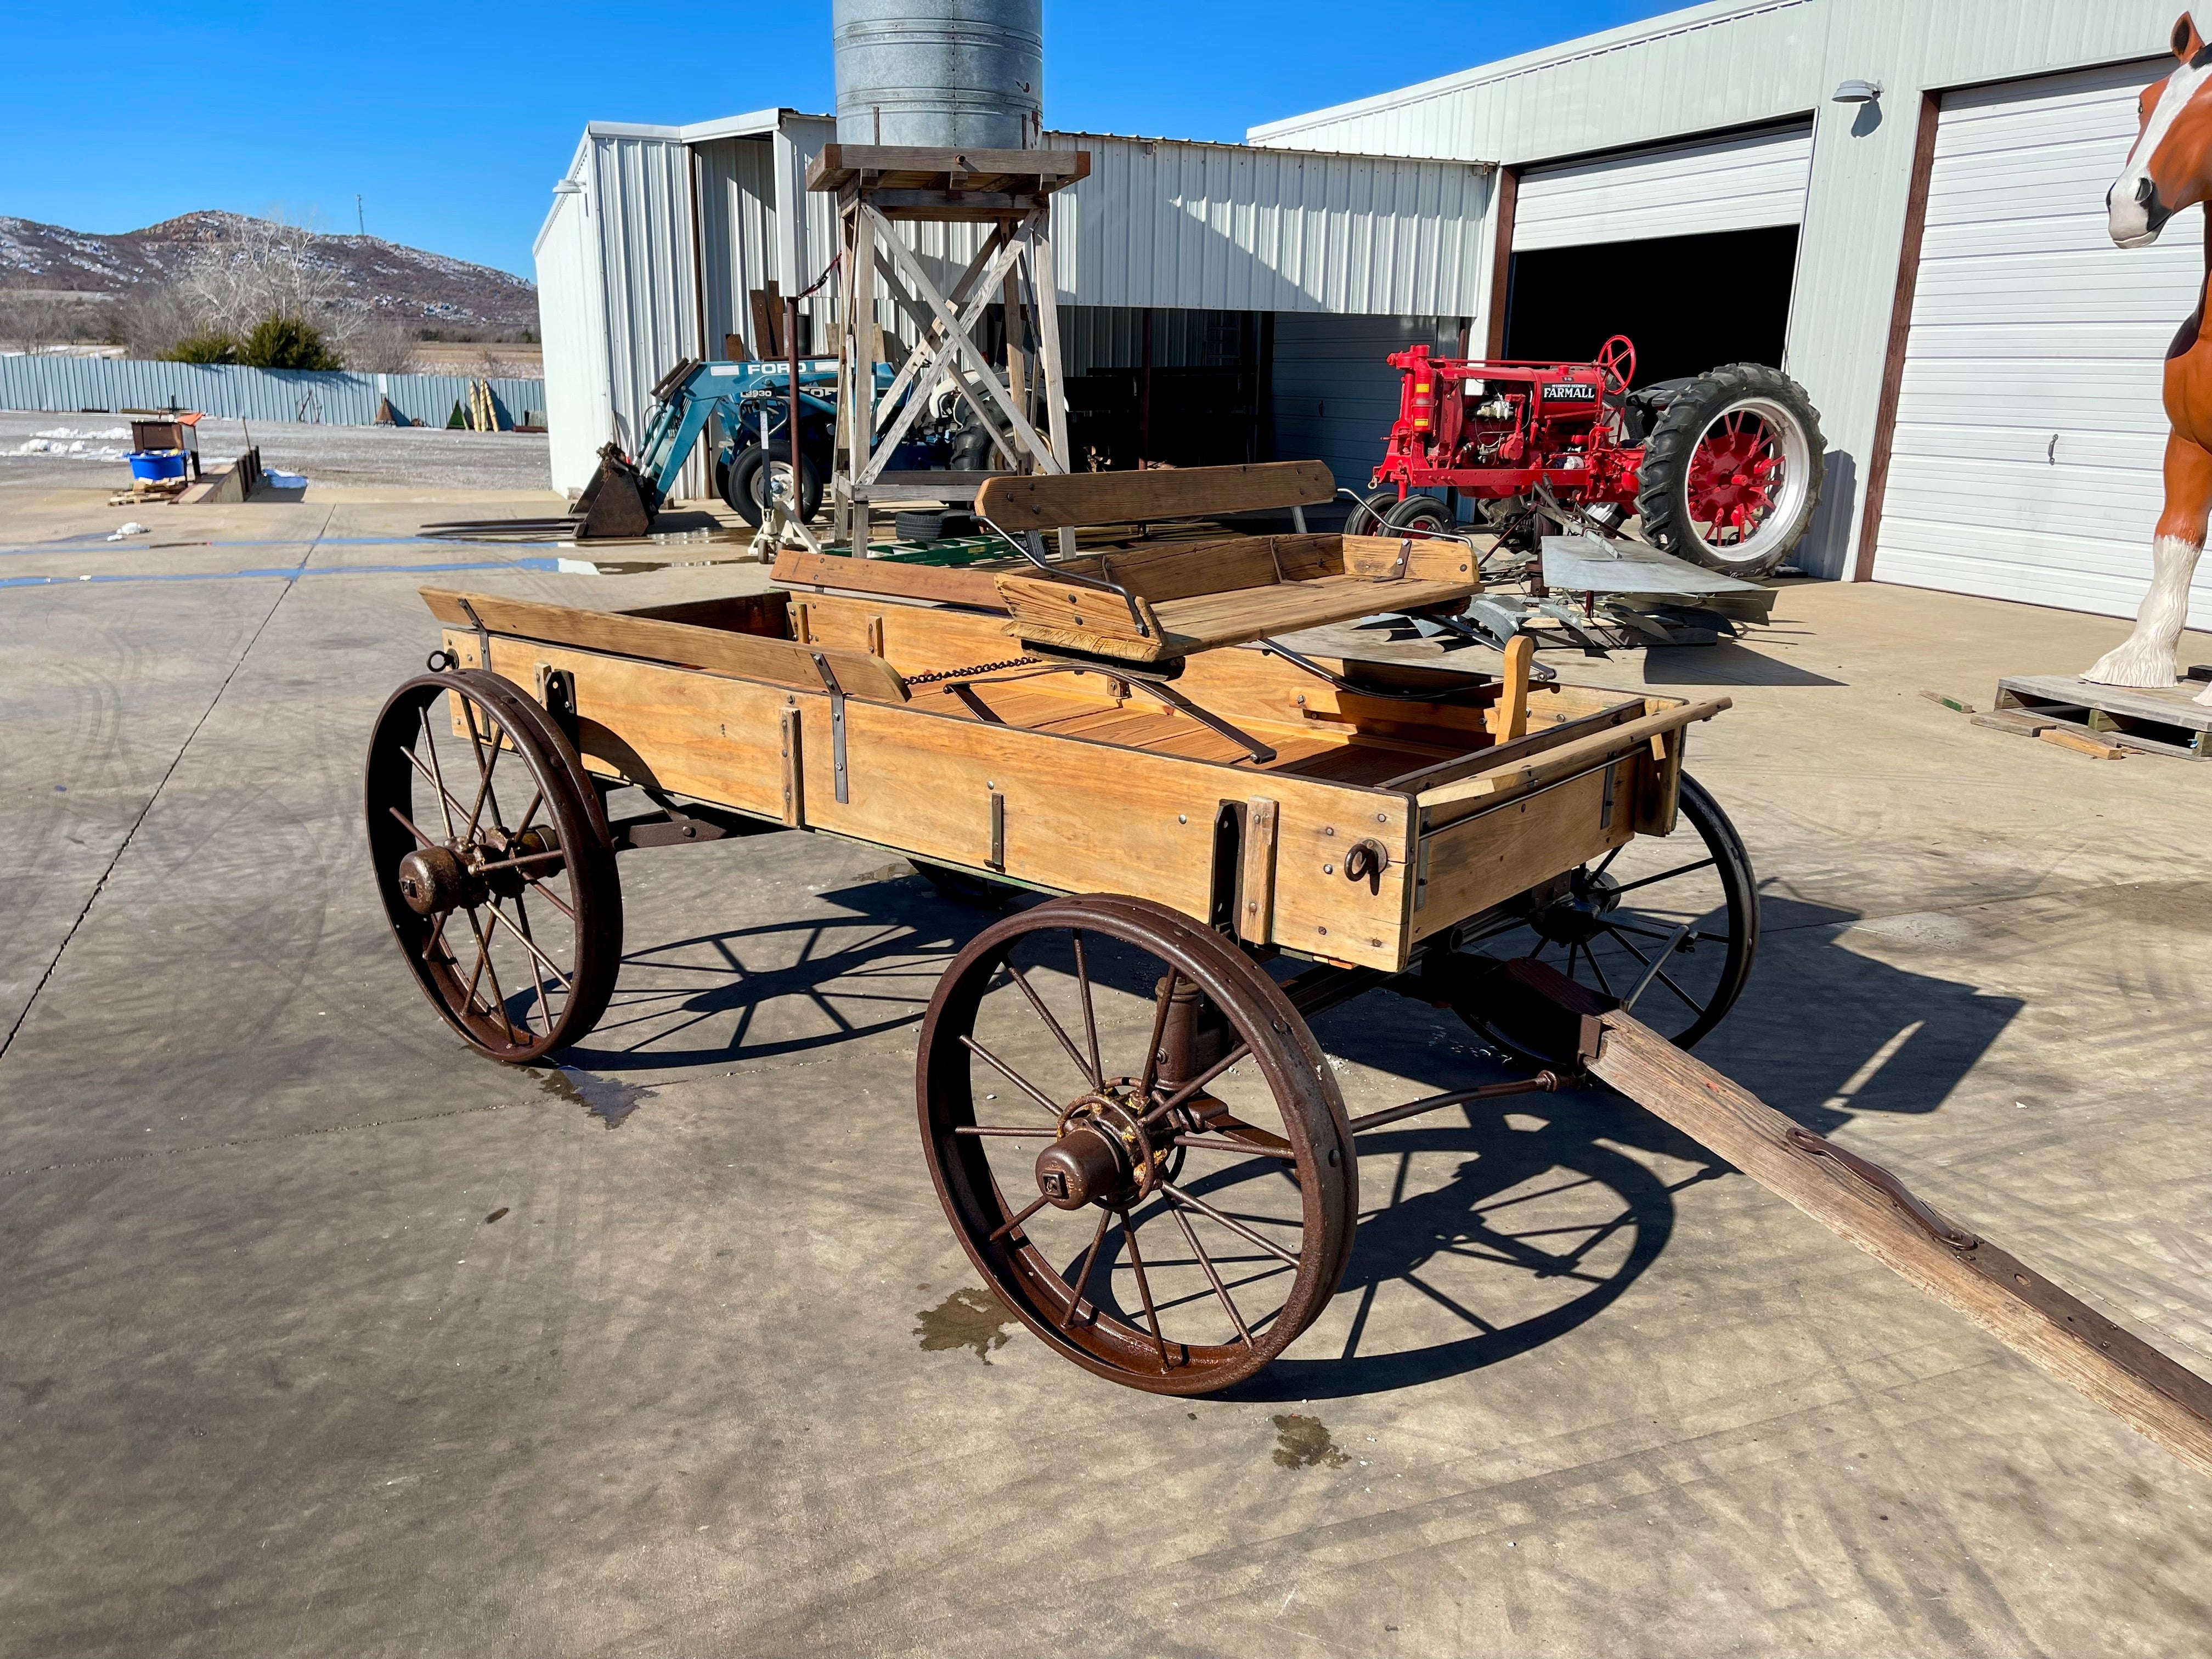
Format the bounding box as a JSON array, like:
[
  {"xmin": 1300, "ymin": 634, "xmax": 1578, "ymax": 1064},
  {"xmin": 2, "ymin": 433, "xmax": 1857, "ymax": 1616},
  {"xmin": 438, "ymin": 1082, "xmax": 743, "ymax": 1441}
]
[{"xmin": 1517, "ymin": 957, "xmax": 2212, "ymax": 1482}]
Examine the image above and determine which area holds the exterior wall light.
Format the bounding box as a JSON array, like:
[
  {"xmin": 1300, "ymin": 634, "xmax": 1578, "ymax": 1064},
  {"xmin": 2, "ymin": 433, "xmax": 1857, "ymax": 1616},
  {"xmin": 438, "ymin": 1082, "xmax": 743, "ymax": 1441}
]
[{"xmin": 1833, "ymin": 79, "xmax": 1883, "ymax": 103}]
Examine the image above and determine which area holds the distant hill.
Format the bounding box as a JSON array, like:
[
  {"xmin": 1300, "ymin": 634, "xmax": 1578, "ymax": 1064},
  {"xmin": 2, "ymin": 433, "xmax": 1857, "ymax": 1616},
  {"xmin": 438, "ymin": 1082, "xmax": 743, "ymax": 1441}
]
[{"xmin": 0, "ymin": 211, "xmax": 539, "ymax": 336}]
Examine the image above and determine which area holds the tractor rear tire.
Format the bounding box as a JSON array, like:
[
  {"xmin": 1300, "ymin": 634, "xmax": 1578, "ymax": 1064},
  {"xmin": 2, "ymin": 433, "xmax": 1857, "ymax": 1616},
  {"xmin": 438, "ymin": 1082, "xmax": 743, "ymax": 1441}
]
[{"xmin": 1635, "ymin": 364, "xmax": 1823, "ymax": 578}]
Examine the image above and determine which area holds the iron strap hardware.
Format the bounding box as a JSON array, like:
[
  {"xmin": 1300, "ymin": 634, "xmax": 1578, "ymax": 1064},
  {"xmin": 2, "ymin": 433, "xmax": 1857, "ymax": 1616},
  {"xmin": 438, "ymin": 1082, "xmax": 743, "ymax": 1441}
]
[
  {"xmin": 1786, "ymin": 1126, "xmax": 1980, "ymax": 1251},
  {"xmin": 810, "ymin": 651, "xmax": 850, "ymax": 803},
  {"xmin": 454, "ymin": 597, "xmax": 494, "ymax": 672}
]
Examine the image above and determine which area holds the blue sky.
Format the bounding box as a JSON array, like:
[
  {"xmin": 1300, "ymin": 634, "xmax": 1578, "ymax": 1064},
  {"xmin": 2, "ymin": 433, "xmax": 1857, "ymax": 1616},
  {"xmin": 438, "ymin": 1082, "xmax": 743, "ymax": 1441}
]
[{"xmin": 3, "ymin": 1, "xmax": 1680, "ymax": 279}]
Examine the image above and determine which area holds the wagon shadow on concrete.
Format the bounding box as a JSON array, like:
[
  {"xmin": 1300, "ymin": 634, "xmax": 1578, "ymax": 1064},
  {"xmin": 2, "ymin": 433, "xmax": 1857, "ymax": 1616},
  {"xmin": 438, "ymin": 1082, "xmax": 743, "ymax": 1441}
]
[{"xmin": 556, "ymin": 866, "xmax": 2022, "ymax": 1401}]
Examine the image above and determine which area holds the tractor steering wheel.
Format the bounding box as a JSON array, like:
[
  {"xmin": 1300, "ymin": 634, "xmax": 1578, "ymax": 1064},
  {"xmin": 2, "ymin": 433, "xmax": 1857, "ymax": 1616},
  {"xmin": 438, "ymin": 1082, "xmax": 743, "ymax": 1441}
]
[{"xmin": 1595, "ymin": 335, "xmax": 1637, "ymax": 396}]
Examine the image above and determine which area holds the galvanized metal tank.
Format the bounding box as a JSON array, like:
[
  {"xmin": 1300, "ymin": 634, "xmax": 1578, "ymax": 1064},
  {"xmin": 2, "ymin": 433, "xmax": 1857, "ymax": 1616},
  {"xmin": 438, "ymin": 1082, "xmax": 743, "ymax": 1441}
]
[{"xmin": 833, "ymin": 0, "xmax": 1043, "ymax": 150}]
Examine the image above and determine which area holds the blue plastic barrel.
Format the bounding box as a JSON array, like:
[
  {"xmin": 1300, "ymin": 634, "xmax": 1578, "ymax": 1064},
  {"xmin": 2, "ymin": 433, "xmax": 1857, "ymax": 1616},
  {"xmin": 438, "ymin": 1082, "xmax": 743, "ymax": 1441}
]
[{"xmin": 127, "ymin": 449, "xmax": 188, "ymax": 481}]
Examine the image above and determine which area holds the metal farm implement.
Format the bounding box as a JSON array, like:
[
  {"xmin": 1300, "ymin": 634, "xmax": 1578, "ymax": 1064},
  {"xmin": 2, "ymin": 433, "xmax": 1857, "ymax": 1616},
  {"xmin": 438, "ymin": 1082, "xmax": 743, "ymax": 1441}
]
[{"xmin": 365, "ymin": 463, "xmax": 2212, "ymax": 1474}]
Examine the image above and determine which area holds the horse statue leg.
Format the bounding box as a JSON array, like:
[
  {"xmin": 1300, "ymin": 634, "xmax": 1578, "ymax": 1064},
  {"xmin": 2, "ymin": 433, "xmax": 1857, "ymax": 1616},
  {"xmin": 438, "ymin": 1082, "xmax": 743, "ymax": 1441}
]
[{"xmin": 2083, "ymin": 430, "xmax": 2212, "ymax": 705}]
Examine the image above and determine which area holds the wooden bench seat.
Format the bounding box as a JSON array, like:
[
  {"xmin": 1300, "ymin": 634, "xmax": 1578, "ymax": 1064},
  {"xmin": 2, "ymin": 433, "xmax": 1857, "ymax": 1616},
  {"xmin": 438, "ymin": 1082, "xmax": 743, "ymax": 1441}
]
[{"xmin": 975, "ymin": 464, "xmax": 1480, "ymax": 663}]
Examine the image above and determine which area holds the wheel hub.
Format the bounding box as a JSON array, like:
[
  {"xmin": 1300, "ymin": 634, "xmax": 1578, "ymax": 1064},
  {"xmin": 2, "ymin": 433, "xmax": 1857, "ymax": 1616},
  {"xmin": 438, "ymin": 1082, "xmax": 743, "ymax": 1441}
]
[
  {"xmin": 396, "ymin": 845, "xmax": 476, "ymax": 916},
  {"xmin": 1036, "ymin": 1086, "xmax": 1157, "ymax": 1209},
  {"xmin": 1531, "ymin": 867, "xmax": 1620, "ymax": 946}
]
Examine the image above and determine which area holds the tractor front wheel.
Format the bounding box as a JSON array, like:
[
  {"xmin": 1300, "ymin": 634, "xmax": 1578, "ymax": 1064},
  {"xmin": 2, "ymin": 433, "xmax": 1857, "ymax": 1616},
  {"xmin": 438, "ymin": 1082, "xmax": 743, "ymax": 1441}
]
[{"xmin": 1636, "ymin": 365, "xmax": 1823, "ymax": 578}]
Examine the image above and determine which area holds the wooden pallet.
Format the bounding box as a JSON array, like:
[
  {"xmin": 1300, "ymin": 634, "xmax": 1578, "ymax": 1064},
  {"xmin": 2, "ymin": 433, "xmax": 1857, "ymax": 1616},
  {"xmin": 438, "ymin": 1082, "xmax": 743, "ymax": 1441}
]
[{"xmin": 1989, "ymin": 674, "xmax": 2212, "ymax": 760}]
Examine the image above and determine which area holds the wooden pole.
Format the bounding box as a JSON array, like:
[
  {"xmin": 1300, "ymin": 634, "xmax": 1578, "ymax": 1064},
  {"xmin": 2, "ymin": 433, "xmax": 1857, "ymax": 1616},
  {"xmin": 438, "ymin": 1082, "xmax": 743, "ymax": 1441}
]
[{"xmin": 1537, "ymin": 964, "xmax": 2212, "ymax": 1483}]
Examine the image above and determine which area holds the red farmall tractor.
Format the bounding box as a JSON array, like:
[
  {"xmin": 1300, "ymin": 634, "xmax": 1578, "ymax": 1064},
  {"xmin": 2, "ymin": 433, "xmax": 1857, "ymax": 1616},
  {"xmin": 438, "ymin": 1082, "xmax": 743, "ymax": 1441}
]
[{"xmin": 1346, "ymin": 336, "xmax": 1826, "ymax": 579}]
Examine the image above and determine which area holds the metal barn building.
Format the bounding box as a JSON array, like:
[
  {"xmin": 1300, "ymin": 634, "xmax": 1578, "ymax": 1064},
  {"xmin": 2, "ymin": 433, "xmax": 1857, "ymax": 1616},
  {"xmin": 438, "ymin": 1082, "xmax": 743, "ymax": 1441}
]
[
  {"xmin": 1254, "ymin": 0, "xmax": 2208, "ymax": 618},
  {"xmin": 535, "ymin": 109, "xmax": 1493, "ymax": 503}
]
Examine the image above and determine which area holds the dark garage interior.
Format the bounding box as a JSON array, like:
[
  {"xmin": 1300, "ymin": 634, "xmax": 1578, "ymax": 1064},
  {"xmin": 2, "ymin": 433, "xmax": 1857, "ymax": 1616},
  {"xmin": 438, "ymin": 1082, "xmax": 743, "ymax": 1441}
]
[{"xmin": 1503, "ymin": 224, "xmax": 1799, "ymax": 386}]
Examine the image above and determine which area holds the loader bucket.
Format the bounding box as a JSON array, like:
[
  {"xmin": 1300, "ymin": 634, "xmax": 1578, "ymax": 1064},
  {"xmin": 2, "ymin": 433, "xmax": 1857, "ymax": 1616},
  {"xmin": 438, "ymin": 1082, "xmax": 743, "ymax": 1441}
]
[{"xmin": 574, "ymin": 443, "xmax": 655, "ymax": 540}]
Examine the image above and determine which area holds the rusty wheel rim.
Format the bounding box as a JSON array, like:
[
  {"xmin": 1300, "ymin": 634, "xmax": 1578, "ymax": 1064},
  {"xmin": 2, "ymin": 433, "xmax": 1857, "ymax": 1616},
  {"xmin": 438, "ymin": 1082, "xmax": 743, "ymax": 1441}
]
[
  {"xmin": 918, "ymin": 895, "xmax": 1356, "ymax": 1394},
  {"xmin": 365, "ymin": 670, "xmax": 622, "ymax": 1063}
]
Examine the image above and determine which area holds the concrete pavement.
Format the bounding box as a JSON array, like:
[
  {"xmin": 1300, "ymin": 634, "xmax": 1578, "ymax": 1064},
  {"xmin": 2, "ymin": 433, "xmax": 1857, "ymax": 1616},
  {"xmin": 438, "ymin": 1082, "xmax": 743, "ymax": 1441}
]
[{"xmin": 3, "ymin": 476, "xmax": 2210, "ymax": 1655}]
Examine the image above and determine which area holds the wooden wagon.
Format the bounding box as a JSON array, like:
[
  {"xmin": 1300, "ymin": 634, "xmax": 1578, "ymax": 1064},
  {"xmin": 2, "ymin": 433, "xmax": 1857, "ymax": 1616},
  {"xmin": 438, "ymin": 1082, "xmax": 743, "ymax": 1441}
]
[{"xmin": 365, "ymin": 462, "xmax": 1756, "ymax": 1393}]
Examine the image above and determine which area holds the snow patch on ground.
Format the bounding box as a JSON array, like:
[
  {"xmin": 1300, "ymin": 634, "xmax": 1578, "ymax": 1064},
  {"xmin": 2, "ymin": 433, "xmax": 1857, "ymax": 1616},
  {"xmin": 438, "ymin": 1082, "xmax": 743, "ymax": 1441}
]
[
  {"xmin": 14, "ymin": 436, "xmax": 127, "ymax": 459},
  {"xmin": 35, "ymin": 426, "xmax": 130, "ymax": 440}
]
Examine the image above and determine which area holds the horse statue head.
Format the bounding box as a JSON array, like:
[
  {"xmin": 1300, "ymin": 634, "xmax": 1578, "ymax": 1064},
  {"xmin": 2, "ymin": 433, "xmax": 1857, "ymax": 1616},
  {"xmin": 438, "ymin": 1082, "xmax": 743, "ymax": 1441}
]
[{"xmin": 2111, "ymin": 12, "xmax": 2212, "ymax": 247}]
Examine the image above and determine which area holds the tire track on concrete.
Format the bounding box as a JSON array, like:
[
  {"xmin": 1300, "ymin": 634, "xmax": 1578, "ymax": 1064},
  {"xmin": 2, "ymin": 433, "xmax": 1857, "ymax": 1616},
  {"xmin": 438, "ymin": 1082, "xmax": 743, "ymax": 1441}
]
[{"xmin": 0, "ymin": 508, "xmax": 334, "ymax": 1064}]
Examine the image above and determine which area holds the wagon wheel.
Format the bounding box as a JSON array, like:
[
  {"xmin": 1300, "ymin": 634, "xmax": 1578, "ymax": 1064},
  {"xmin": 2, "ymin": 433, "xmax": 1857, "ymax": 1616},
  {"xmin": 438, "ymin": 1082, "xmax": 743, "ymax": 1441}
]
[
  {"xmin": 1451, "ymin": 774, "xmax": 1757, "ymax": 1068},
  {"xmin": 365, "ymin": 669, "xmax": 623, "ymax": 1063},
  {"xmin": 918, "ymin": 895, "xmax": 1356, "ymax": 1394}
]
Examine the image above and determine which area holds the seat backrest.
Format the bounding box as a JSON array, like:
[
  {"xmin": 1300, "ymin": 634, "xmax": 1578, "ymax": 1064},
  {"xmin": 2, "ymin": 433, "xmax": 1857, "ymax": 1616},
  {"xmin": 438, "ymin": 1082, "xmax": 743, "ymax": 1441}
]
[{"xmin": 975, "ymin": 460, "xmax": 1335, "ymax": 533}]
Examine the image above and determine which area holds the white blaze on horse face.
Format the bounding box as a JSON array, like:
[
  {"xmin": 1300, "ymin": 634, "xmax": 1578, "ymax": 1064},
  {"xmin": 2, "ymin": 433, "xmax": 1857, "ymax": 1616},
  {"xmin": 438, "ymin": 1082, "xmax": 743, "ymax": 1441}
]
[{"xmin": 2112, "ymin": 55, "xmax": 2212, "ymax": 247}]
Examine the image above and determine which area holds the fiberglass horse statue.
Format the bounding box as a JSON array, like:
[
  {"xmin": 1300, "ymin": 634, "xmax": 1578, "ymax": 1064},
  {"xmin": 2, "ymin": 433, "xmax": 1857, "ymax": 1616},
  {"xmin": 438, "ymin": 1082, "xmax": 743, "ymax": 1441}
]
[{"xmin": 2089, "ymin": 12, "xmax": 2212, "ymax": 702}]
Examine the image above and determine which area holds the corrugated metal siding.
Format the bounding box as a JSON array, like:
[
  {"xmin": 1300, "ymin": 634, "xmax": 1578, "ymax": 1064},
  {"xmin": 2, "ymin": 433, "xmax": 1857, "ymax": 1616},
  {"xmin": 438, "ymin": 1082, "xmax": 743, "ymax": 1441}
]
[
  {"xmin": 696, "ymin": 137, "xmax": 778, "ymax": 359},
  {"xmin": 1514, "ymin": 121, "xmax": 1813, "ymax": 249},
  {"xmin": 589, "ymin": 133, "xmax": 704, "ymax": 497},
  {"xmin": 0, "ymin": 356, "xmax": 545, "ymax": 427},
  {"xmin": 1252, "ymin": 0, "xmax": 2187, "ymax": 578},
  {"xmin": 1872, "ymin": 61, "xmax": 2207, "ymax": 621},
  {"xmin": 537, "ymin": 177, "xmax": 608, "ymax": 495},
  {"xmin": 1046, "ymin": 134, "xmax": 1488, "ymax": 317},
  {"xmin": 1271, "ymin": 313, "xmax": 1451, "ymax": 493}
]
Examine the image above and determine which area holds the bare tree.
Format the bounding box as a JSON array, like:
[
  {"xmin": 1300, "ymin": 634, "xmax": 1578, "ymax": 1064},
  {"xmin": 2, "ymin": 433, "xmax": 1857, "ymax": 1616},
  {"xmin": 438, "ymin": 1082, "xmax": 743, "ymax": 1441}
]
[
  {"xmin": 0, "ymin": 291, "xmax": 95, "ymax": 352},
  {"xmin": 172, "ymin": 215, "xmax": 342, "ymax": 338},
  {"xmin": 343, "ymin": 312, "xmax": 422, "ymax": 374},
  {"xmin": 114, "ymin": 281, "xmax": 201, "ymax": 358}
]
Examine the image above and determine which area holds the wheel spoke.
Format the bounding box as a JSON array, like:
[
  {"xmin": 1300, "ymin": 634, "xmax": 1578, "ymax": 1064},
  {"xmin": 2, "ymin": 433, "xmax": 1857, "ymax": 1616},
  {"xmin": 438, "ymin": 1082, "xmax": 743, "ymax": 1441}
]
[
  {"xmin": 1142, "ymin": 1041, "xmax": 1252, "ymax": 1127},
  {"xmin": 1172, "ymin": 1134, "xmax": 1297, "ymax": 1160},
  {"xmin": 1070, "ymin": 930, "xmax": 1104, "ymax": 1090},
  {"xmin": 457, "ymin": 699, "xmax": 503, "ymax": 842},
  {"xmin": 989, "ymin": 1190, "xmax": 1053, "ymax": 1243},
  {"xmin": 1058, "ymin": 1208, "xmax": 1114, "ymax": 1329},
  {"xmin": 1605, "ymin": 855, "xmax": 1715, "ymax": 899},
  {"xmin": 1160, "ymin": 1181, "xmax": 1302, "ymax": 1268},
  {"xmin": 1119, "ymin": 1210, "xmax": 1171, "ymax": 1365},
  {"xmin": 510, "ymin": 890, "xmax": 551, "ymax": 1036},
  {"xmin": 953, "ymin": 1125, "xmax": 1054, "ymax": 1138},
  {"xmin": 1005, "ymin": 958, "xmax": 1099, "ymax": 1091},
  {"xmin": 471, "ymin": 847, "xmax": 568, "ymax": 877},
  {"xmin": 416, "ymin": 704, "xmax": 459, "ymax": 841},
  {"xmin": 386, "ymin": 805, "xmax": 438, "ymax": 849},
  {"xmin": 959, "ymin": 1032, "xmax": 1065, "ymax": 1118},
  {"xmin": 1170, "ymin": 1203, "xmax": 1252, "ymax": 1345},
  {"xmin": 462, "ymin": 907, "xmax": 520, "ymax": 1044},
  {"xmin": 483, "ymin": 901, "xmax": 574, "ymax": 991},
  {"xmin": 1578, "ymin": 939, "xmax": 1617, "ymax": 1000},
  {"xmin": 523, "ymin": 873, "xmax": 577, "ymax": 922},
  {"xmin": 403, "ymin": 740, "xmax": 477, "ymax": 839}
]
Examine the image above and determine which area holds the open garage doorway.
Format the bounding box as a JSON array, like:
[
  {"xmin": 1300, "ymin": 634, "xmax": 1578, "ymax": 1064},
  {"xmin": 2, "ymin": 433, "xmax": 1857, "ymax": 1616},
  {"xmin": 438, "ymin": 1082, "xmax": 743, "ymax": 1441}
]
[{"xmin": 1503, "ymin": 224, "xmax": 1798, "ymax": 387}]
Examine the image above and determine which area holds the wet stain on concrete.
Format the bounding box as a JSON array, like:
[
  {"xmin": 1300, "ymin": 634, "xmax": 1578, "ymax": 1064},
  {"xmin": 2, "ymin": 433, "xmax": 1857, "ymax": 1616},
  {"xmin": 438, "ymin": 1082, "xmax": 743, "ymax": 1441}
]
[
  {"xmin": 535, "ymin": 1066, "xmax": 652, "ymax": 1128},
  {"xmin": 915, "ymin": 1288, "xmax": 1017, "ymax": 1362},
  {"xmin": 1271, "ymin": 1413, "xmax": 1351, "ymax": 1469}
]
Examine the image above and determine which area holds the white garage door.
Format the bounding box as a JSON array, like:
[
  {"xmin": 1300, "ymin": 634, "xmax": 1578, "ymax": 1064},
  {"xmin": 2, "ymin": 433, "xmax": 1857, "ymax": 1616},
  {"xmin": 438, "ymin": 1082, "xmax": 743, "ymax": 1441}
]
[
  {"xmin": 1872, "ymin": 60, "xmax": 2212, "ymax": 625},
  {"xmin": 1513, "ymin": 121, "xmax": 1814, "ymax": 251}
]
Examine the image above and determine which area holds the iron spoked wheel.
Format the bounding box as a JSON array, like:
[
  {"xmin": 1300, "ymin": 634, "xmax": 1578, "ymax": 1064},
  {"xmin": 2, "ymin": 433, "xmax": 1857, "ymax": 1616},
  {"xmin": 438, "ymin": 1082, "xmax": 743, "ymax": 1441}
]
[
  {"xmin": 918, "ymin": 895, "xmax": 1356, "ymax": 1395},
  {"xmin": 1452, "ymin": 774, "xmax": 1757, "ymax": 1067},
  {"xmin": 1637, "ymin": 364, "xmax": 1824, "ymax": 578},
  {"xmin": 365, "ymin": 669, "xmax": 622, "ymax": 1063}
]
